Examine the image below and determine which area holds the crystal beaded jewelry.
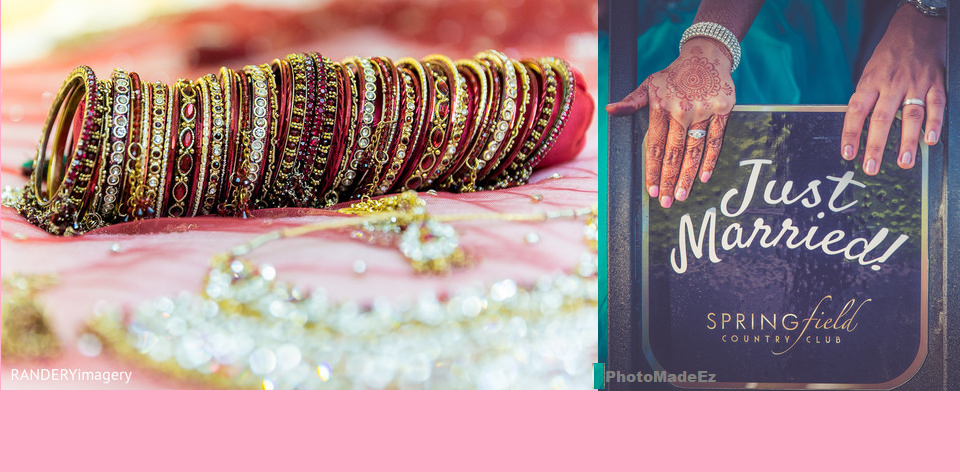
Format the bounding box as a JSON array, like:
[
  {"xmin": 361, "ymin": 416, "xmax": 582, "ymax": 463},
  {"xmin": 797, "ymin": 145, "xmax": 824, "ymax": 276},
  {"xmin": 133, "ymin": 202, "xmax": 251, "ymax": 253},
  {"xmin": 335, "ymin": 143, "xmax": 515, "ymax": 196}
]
[{"xmin": 679, "ymin": 22, "xmax": 742, "ymax": 72}]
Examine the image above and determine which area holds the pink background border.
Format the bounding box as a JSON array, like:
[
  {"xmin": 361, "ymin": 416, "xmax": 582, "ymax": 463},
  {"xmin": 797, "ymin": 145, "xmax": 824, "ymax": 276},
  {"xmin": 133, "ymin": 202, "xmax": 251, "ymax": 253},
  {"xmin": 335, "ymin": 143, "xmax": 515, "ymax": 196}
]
[{"xmin": 0, "ymin": 391, "xmax": 956, "ymax": 468}]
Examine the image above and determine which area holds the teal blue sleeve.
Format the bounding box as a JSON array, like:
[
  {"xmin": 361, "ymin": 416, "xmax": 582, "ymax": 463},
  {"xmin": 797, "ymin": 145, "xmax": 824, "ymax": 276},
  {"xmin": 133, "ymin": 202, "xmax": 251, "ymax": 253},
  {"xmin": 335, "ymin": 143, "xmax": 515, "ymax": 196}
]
[{"xmin": 635, "ymin": 0, "xmax": 864, "ymax": 105}]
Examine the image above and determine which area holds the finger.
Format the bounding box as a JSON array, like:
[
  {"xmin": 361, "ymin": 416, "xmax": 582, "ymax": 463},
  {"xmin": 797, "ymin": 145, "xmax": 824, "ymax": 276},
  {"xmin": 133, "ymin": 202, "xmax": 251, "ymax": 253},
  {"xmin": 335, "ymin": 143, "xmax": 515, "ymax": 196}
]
[
  {"xmin": 658, "ymin": 116, "xmax": 688, "ymax": 208},
  {"xmin": 606, "ymin": 81, "xmax": 648, "ymax": 116},
  {"xmin": 700, "ymin": 112, "xmax": 729, "ymax": 183},
  {"xmin": 898, "ymin": 96, "xmax": 925, "ymax": 169},
  {"xmin": 841, "ymin": 89, "xmax": 878, "ymax": 161},
  {"xmin": 645, "ymin": 105, "xmax": 669, "ymax": 198},
  {"xmin": 862, "ymin": 94, "xmax": 900, "ymax": 175},
  {"xmin": 924, "ymin": 86, "xmax": 946, "ymax": 145},
  {"xmin": 675, "ymin": 120, "xmax": 709, "ymax": 201}
]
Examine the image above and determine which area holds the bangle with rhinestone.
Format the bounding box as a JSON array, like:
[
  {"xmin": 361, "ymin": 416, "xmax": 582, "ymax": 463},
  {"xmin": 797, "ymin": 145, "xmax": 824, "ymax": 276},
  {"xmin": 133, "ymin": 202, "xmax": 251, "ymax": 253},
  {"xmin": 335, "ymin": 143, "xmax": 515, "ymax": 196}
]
[
  {"xmin": 142, "ymin": 81, "xmax": 170, "ymax": 216},
  {"xmin": 378, "ymin": 66, "xmax": 416, "ymax": 194},
  {"xmin": 480, "ymin": 58, "xmax": 531, "ymax": 183},
  {"xmin": 258, "ymin": 63, "xmax": 280, "ymax": 204},
  {"xmin": 679, "ymin": 21, "xmax": 741, "ymax": 71},
  {"xmin": 338, "ymin": 56, "xmax": 379, "ymax": 198},
  {"xmin": 496, "ymin": 57, "xmax": 575, "ymax": 188},
  {"xmin": 358, "ymin": 56, "xmax": 401, "ymax": 198},
  {"xmin": 100, "ymin": 68, "xmax": 131, "ymax": 220},
  {"xmin": 484, "ymin": 60, "xmax": 540, "ymax": 183},
  {"xmin": 501, "ymin": 59, "xmax": 557, "ymax": 179},
  {"xmin": 230, "ymin": 65, "xmax": 270, "ymax": 211},
  {"xmin": 445, "ymin": 59, "xmax": 492, "ymax": 192},
  {"xmin": 475, "ymin": 53, "xmax": 521, "ymax": 181},
  {"xmin": 393, "ymin": 57, "xmax": 433, "ymax": 193},
  {"xmin": 472, "ymin": 50, "xmax": 518, "ymax": 185}
]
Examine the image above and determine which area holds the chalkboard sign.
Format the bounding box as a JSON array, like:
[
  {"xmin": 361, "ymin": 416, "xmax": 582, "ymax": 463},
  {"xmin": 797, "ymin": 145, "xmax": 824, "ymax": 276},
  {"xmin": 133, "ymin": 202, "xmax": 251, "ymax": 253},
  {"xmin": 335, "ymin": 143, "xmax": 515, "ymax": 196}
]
[{"xmin": 622, "ymin": 106, "xmax": 927, "ymax": 389}]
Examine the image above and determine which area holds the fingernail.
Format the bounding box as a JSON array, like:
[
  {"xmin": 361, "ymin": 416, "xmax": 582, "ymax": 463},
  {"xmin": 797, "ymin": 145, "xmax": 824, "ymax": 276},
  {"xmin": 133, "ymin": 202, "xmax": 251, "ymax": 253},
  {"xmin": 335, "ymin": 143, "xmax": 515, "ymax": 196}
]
[
  {"xmin": 660, "ymin": 196, "xmax": 673, "ymax": 209},
  {"xmin": 842, "ymin": 145, "xmax": 853, "ymax": 160},
  {"xmin": 700, "ymin": 171, "xmax": 711, "ymax": 183},
  {"xmin": 865, "ymin": 159, "xmax": 877, "ymax": 175},
  {"xmin": 927, "ymin": 130, "xmax": 937, "ymax": 144},
  {"xmin": 675, "ymin": 188, "xmax": 687, "ymax": 201},
  {"xmin": 648, "ymin": 185, "xmax": 659, "ymax": 198},
  {"xmin": 900, "ymin": 151, "xmax": 913, "ymax": 166},
  {"xmin": 605, "ymin": 104, "xmax": 617, "ymax": 112}
]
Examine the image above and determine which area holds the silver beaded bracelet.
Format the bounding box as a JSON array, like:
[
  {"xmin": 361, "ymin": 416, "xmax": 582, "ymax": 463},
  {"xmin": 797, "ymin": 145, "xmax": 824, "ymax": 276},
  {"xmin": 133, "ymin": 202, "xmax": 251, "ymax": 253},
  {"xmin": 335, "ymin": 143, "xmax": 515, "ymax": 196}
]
[
  {"xmin": 679, "ymin": 21, "xmax": 741, "ymax": 72},
  {"xmin": 898, "ymin": 0, "xmax": 946, "ymax": 18}
]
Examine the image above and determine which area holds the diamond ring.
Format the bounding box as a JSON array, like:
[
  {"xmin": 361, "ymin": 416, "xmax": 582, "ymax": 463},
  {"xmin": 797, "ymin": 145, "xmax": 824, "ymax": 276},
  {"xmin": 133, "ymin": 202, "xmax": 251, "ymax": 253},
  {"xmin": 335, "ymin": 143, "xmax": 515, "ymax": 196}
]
[
  {"xmin": 687, "ymin": 129, "xmax": 707, "ymax": 139},
  {"xmin": 903, "ymin": 98, "xmax": 925, "ymax": 107}
]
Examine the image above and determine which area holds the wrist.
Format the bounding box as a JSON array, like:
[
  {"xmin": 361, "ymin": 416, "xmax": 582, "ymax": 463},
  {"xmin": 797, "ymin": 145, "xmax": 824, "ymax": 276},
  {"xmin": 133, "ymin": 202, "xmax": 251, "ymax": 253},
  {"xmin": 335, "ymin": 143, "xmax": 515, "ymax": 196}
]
[
  {"xmin": 889, "ymin": 3, "xmax": 946, "ymax": 52},
  {"xmin": 680, "ymin": 37, "xmax": 734, "ymax": 73}
]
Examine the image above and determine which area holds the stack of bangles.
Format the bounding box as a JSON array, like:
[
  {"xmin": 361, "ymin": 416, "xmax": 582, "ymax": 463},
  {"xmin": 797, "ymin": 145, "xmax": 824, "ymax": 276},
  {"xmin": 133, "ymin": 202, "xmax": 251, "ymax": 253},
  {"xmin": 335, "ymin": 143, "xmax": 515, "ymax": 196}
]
[{"xmin": 17, "ymin": 50, "xmax": 580, "ymax": 235}]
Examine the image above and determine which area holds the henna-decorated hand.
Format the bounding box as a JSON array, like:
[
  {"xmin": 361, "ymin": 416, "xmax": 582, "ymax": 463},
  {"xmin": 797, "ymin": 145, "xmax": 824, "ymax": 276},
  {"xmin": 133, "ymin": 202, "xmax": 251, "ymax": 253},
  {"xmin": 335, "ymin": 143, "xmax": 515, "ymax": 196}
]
[
  {"xmin": 841, "ymin": 4, "xmax": 945, "ymax": 175},
  {"xmin": 607, "ymin": 37, "xmax": 735, "ymax": 208}
]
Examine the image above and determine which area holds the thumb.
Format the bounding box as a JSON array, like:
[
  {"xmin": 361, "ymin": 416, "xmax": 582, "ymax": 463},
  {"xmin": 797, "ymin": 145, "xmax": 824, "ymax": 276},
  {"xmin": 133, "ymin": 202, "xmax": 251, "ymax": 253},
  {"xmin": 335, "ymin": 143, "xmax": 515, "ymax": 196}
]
[{"xmin": 606, "ymin": 82, "xmax": 648, "ymax": 115}]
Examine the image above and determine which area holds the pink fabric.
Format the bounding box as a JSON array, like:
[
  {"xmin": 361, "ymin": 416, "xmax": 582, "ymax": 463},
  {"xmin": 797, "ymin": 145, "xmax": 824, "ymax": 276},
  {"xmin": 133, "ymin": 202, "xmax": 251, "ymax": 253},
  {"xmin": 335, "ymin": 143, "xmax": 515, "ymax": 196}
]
[{"xmin": 0, "ymin": 0, "xmax": 598, "ymax": 388}]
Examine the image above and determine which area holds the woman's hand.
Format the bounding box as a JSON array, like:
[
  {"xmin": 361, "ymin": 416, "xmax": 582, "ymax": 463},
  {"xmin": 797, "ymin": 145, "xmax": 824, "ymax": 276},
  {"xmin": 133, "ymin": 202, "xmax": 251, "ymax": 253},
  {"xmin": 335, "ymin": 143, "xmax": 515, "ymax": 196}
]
[
  {"xmin": 607, "ymin": 37, "xmax": 735, "ymax": 208},
  {"xmin": 841, "ymin": 4, "xmax": 946, "ymax": 174}
]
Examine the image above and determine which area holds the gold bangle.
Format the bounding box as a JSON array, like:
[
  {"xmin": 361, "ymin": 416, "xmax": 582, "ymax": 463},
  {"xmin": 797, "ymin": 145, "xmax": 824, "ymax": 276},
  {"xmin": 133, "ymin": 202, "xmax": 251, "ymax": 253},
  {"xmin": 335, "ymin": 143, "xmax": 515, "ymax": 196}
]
[
  {"xmin": 217, "ymin": 67, "xmax": 239, "ymax": 212},
  {"xmin": 444, "ymin": 59, "xmax": 491, "ymax": 192},
  {"xmin": 126, "ymin": 80, "xmax": 152, "ymax": 218},
  {"xmin": 87, "ymin": 79, "xmax": 113, "ymax": 223},
  {"xmin": 494, "ymin": 59, "xmax": 559, "ymax": 189},
  {"xmin": 405, "ymin": 59, "xmax": 450, "ymax": 191},
  {"xmin": 378, "ymin": 67, "xmax": 416, "ymax": 194},
  {"xmin": 510, "ymin": 57, "xmax": 575, "ymax": 186},
  {"xmin": 394, "ymin": 58, "xmax": 431, "ymax": 192},
  {"xmin": 423, "ymin": 55, "xmax": 468, "ymax": 187},
  {"xmin": 268, "ymin": 53, "xmax": 308, "ymax": 205},
  {"xmin": 144, "ymin": 81, "xmax": 169, "ymax": 215},
  {"xmin": 191, "ymin": 74, "xmax": 212, "ymax": 216},
  {"xmin": 168, "ymin": 78, "xmax": 198, "ymax": 217},
  {"xmin": 323, "ymin": 62, "xmax": 359, "ymax": 206}
]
